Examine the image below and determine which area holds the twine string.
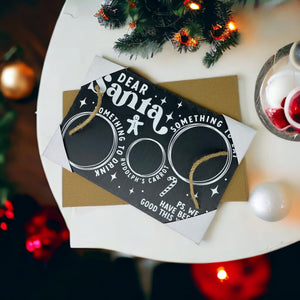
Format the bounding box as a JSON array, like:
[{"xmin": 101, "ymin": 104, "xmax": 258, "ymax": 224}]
[
  {"xmin": 189, "ymin": 151, "xmax": 228, "ymax": 210},
  {"xmin": 69, "ymin": 85, "xmax": 103, "ymax": 136}
]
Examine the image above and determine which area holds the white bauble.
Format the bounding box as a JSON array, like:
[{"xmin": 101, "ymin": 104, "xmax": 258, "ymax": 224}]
[
  {"xmin": 265, "ymin": 70, "xmax": 298, "ymax": 108},
  {"xmin": 249, "ymin": 182, "xmax": 291, "ymax": 222}
]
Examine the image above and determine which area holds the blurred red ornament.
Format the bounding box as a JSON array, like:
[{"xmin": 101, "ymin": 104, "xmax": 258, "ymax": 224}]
[
  {"xmin": 25, "ymin": 209, "xmax": 69, "ymax": 263},
  {"xmin": 5, "ymin": 210, "xmax": 14, "ymax": 219},
  {"xmin": 0, "ymin": 222, "xmax": 7, "ymax": 231},
  {"xmin": 4, "ymin": 200, "xmax": 14, "ymax": 211},
  {"xmin": 0, "ymin": 61, "xmax": 35, "ymax": 100},
  {"xmin": 0, "ymin": 199, "xmax": 15, "ymax": 230},
  {"xmin": 191, "ymin": 255, "xmax": 271, "ymax": 300}
]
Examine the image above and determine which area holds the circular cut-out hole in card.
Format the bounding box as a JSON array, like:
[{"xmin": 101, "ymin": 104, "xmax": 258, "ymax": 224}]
[
  {"xmin": 62, "ymin": 112, "xmax": 118, "ymax": 170},
  {"xmin": 168, "ymin": 124, "xmax": 232, "ymax": 186},
  {"xmin": 126, "ymin": 138, "xmax": 166, "ymax": 177}
]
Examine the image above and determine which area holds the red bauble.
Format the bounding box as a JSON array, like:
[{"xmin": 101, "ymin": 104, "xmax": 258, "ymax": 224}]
[
  {"xmin": 265, "ymin": 108, "xmax": 290, "ymax": 130},
  {"xmin": 191, "ymin": 255, "xmax": 271, "ymax": 300},
  {"xmin": 289, "ymin": 91, "xmax": 300, "ymax": 123}
]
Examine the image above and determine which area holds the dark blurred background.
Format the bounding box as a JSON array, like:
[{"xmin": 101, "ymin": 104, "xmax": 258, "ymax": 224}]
[{"xmin": 0, "ymin": 1, "xmax": 300, "ymax": 299}]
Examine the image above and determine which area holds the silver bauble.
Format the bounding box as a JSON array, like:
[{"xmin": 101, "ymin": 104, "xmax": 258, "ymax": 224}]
[{"xmin": 249, "ymin": 182, "xmax": 291, "ymax": 222}]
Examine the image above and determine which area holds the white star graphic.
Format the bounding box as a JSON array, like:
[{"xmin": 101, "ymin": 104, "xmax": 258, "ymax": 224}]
[
  {"xmin": 177, "ymin": 101, "xmax": 183, "ymax": 109},
  {"xmin": 129, "ymin": 188, "xmax": 134, "ymax": 194},
  {"xmin": 80, "ymin": 97, "xmax": 87, "ymax": 108},
  {"xmin": 166, "ymin": 112, "xmax": 173, "ymax": 122},
  {"xmin": 210, "ymin": 185, "xmax": 219, "ymax": 197},
  {"xmin": 111, "ymin": 172, "xmax": 117, "ymax": 181},
  {"xmin": 194, "ymin": 192, "xmax": 198, "ymax": 199},
  {"xmin": 160, "ymin": 97, "xmax": 167, "ymax": 105}
]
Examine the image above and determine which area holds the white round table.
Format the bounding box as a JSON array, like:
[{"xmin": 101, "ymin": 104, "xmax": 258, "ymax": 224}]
[{"xmin": 37, "ymin": 0, "xmax": 300, "ymax": 263}]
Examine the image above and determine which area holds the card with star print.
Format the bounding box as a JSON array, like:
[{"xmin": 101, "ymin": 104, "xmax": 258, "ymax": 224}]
[{"xmin": 44, "ymin": 57, "xmax": 256, "ymax": 243}]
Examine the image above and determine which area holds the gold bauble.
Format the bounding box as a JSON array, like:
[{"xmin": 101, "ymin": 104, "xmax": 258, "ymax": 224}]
[{"xmin": 0, "ymin": 61, "xmax": 35, "ymax": 100}]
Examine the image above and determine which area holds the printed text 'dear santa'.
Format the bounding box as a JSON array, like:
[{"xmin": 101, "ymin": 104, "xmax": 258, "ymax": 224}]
[{"xmin": 106, "ymin": 72, "xmax": 168, "ymax": 135}]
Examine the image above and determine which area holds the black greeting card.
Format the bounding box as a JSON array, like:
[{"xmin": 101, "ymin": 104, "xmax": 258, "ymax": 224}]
[{"xmin": 44, "ymin": 57, "xmax": 255, "ymax": 243}]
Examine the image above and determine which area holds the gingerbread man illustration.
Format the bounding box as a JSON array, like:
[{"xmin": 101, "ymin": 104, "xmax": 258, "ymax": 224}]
[{"xmin": 127, "ymin": 114, "xmax": 144, "ymax": 136}]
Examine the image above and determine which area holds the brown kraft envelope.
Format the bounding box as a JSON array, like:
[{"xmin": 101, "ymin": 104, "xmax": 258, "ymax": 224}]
[{"xmin": 62, "ymin": 75, "xmax": 248, "ymax": 207}]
